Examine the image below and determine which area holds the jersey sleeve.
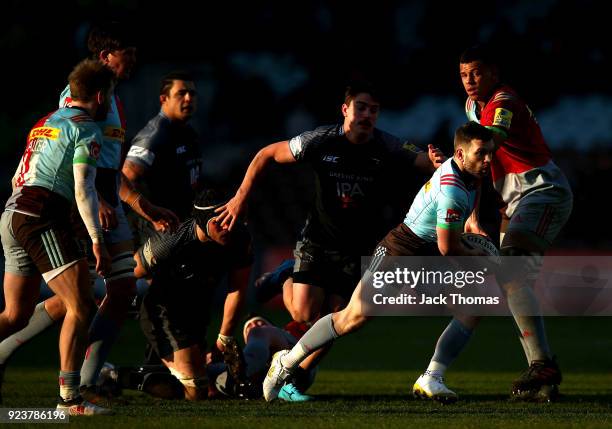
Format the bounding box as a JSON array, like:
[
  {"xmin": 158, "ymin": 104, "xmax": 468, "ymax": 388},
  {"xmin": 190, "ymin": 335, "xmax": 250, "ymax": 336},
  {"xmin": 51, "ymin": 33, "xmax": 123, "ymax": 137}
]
[
  {"xmin": 435, "ymin": 185, "xmax": 469, "ymax": 230},
  {"xmin": 73, "ymin": 126, "xmax": 101, "ymax": 167},
  {"xmin": 480, "ymin": 91, "xmax": 518, "ymax": 139},
  {"xmin": 125, "ymin": 122, "xmax": 165, "ymax": 170},
  {"xmin": 59, "ymin": 85, "xmax": 71, "ymax": 108},
  {"xmin": 288, "ymin": 125, "xmax": 337, "ymax": 162}
]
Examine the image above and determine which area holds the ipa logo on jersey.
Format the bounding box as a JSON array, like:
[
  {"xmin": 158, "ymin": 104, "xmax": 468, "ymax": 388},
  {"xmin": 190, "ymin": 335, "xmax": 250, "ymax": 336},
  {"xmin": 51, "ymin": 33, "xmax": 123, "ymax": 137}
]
[
  {"xmin": 493, "ymin": 108, "xmax": 513, "ymax": 129},
  {"xmin": 30, "ymin": 127, "xmax": 60, "ymax": 140}
]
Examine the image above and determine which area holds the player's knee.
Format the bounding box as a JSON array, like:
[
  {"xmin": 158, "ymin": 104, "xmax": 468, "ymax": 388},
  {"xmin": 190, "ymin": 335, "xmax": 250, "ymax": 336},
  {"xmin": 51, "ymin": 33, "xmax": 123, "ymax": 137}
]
[
  {"xmin": 293, "ymin": 308, "xmax": 318, "ymax": 324},
  {"xmin": 2, "ymin": 309, "xmax": 33, "ymax": 332},
  {"xmin": 497, "ymin": 246, "xmax": 542, "ymax": 293},
  {"xmin": 106, "ymin": 252, "xmax": 136, "ymax": 298}
]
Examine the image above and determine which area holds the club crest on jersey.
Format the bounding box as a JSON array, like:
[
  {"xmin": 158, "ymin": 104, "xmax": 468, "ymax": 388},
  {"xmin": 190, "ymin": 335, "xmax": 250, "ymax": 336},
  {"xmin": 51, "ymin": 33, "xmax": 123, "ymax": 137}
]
[
  {"xmin": 322, "ymin": 155, "xmax": 339, "ymax": 163},
  {"xmin": 445, "ymin": 208, "xmax": 462, "ymax": 223},
  {"xmin": 90, "ymin": 140, "xmax": 101, "ymax": 159},
  {"xmin": 424, "ymin": 181, "xmax": 431, "ymax": 193},
  {"xmin": 30, "ymin": 127, "xmax": 60, "ymax": 140},
  {"xmin": 493, "ymin": 108, "xmax": 513, "ymax": 129}
]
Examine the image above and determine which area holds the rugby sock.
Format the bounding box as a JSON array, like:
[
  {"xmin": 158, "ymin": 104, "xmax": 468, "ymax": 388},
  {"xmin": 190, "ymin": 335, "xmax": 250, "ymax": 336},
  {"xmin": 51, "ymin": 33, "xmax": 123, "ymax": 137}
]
[
  {"xmin": 428, "ymin": 318, "xmax": 473, "ymax": 376},
  {"xmin": 281, "ymin": 314, "xmax": 338, "ymax": 370},
  {"xmin": 59, "ymin": 371, "xmax": 81, "ymax": 401},
  {"xmin": 80, "ymin": 313, "xmax": 120, "ymax": 387},
  {"xmin": 0, "ymin": 302, "xmax": 54, "ymax": 365},
  {"xmin": 507, "ymin": 287, "xmax": 551, "ymax": 361},
  {"xmin": 243, "ymin": 336, "xmax": 270, "ymax": 378}
]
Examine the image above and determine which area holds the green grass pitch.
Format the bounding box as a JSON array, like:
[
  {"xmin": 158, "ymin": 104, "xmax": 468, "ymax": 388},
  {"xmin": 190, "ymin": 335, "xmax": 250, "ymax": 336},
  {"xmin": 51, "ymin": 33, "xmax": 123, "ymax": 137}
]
[{"xmin": 2, "ymin": 316, "xmax": 611, "ymax": 428}]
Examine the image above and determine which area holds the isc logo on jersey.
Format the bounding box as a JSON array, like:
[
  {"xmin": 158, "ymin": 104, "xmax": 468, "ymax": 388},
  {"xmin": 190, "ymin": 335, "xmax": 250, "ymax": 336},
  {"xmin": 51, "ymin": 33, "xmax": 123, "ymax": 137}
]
[
  {"xmin": 30, "ymin": 127, "xmax": 60, "ymax": 140},
  {"xmin": 322, "ymin": 155, "xmax": 339, "ymax": 163}
]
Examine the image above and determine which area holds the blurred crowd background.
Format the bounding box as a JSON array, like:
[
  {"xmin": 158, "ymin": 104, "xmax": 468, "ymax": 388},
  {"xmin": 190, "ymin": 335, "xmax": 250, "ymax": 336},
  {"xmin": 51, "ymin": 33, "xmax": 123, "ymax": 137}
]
[{"xmin": 1, "ymin": 0, "xmax": 610, "ymax": 275}]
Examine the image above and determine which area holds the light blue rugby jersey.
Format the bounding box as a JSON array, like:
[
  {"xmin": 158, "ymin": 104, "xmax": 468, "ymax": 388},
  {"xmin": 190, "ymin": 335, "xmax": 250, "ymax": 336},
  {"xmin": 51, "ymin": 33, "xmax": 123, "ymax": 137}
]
[
  {"xmin": 9, "ymin": 107, "xmax": 101, "ymax": 204},
  {"xmin": 60, "ymin": 85, "xmax": 126, "ymax": 170},
  {"xmin": 403, "ymin": 158, "xmax": 477, "ymax": 242}
]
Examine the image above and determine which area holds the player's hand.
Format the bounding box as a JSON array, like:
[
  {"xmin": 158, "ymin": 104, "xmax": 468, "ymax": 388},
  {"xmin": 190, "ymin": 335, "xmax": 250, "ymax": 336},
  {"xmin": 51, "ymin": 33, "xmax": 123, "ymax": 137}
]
[
  {"xmin": 92, "ymin": 242, "xmax": 111, "ymax": 277},
  {"xmin": 215, "ymin": 194, "xmax": 246, "ymax": 231},
  {"xmin": 141, "ymin": 200, "xmax": 179, "ymax": 233},
  {"xmin": 98, "ymin": 197, "xmax": 118, "ymax": 230},
  {"xmin": 464, "ymin": 221, "xmax": 489, "ymax": 237},
  {"xmin": 428, "ymin": 144, "xmax": 446, "ymax": 168}
]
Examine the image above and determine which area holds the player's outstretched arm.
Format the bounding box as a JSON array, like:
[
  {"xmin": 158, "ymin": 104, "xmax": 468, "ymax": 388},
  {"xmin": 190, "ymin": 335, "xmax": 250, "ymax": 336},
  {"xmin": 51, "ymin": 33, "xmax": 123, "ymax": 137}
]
[
  {"xmin": 216, "ymin": 141, "xmax": 295, "ymax": 230},
  {"xmin": 119, "ymin": 171, "xmax": 179, "ymax": 232}
]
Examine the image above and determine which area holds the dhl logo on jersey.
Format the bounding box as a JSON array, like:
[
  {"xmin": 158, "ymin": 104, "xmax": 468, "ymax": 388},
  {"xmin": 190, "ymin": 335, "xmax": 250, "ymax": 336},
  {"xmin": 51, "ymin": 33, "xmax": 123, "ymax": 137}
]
[
  {"xmin": 492, "ymin": 108, "xmax": 513, "ymax": 129},
  {"xmin": 29, "ymin": 127, "xmax": 60, "ymax": 140},
  {"xmin": 104, "ymin": 126, "xmax": 125, "ymax": 142}
]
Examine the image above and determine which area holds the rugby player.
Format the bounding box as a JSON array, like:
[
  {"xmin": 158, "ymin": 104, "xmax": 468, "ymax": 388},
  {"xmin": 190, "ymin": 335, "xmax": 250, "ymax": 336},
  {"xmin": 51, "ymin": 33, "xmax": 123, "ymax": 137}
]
[
  {"xmin": 133, "ymin": 189, "xmax": 252, "ymax": 400},
  {"xmin": 217, "ymin": 81, "xmax": 443, "ymax": 344},
  {"xmin": 262, "ymin": 121, "xmax": 495, "ymax": 401},
  {"xmin": 413, "ymin": 45, "xmax": 573, "ymax": 403},
  {"xmin": 0, "ymin": 59, "xmax": 114, "ymax": 414},
  {"xmin": 0, "ymin": 21, "xmax": 179, "ymax": 405}
]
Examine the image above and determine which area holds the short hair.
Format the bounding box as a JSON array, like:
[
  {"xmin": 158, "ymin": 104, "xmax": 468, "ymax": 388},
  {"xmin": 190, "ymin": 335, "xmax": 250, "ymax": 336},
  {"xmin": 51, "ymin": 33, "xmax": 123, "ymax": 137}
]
[
  {"xmin": 160, "ymin": 71, "xmax": 195, "ymax": 96},
  {"xmin": 68, "ymin": 59, "xmax": 115, "ymax": 102},
  {"xmin": 460, "ymin": 44, "xmax": 498, "ymax": 67},
  {"xmin": 87, "ymin": 21, "xmax": 134, "ymax": 56},
  {"xmin": 454, "ymin": 121, "xmax": 493, "ymax": 150},
  {"xmin": 192, "ymin": 188, "xmax": 229, "ymax": 229},
  {"xmin": 344, "ymin": 81, "xmax": 379, "ymax": 106}
]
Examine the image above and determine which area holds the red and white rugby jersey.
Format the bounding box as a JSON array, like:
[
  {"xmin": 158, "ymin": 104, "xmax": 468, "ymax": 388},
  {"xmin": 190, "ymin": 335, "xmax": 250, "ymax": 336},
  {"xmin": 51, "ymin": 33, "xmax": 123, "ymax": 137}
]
[{"xmin": 466, "ymin": 85, "xmax": 571, "ymax": 216}]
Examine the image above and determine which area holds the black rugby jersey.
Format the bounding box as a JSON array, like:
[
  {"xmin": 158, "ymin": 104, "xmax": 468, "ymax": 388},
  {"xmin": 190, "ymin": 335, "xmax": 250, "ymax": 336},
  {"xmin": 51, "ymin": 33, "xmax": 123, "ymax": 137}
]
[
  {"xmin": 126, "ymin": 112, "xmax": 202, "ymax": 220},
  {"xmin": 288, "ymin": 124, "xmax": 420, "ymax": 252},
  {"xmin": 140, "ymin": 218, "xmax": 253, "ymax": 290}
]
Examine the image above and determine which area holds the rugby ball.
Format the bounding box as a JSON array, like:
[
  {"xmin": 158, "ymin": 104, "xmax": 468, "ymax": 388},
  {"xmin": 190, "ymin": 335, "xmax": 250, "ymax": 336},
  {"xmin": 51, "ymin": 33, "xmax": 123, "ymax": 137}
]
[{"xmin": 461, "ymin": 233, "xmax": 501, "ymax": 265}]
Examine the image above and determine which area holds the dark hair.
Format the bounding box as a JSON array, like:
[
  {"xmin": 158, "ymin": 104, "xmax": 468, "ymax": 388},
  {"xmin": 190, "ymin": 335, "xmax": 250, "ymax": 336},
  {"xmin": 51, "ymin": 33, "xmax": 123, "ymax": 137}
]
[
  {"xmin": 68, "ymin": 59, "xmax": 115, "ymax": 102},
  {"xmin": 454, "ymin": 121, "xmax": 493, "ymax": 149},
  {"xmin": 344, "ymin": 81, "xmax": 379, "ymax": 106},
  {"xmin": 192, "ymin": 189, "xmax": 228, "ymax": 229},
  {"xmin": 160, "ymin": 71, "xmax": 195, "ymax": 96},
  {"xmin": 87, "ymin": 21, "xmax": 134, "ymax": 56},
  {"xmin": 460, "ymin": 44, "xmax": 498, "ymax": 67}
]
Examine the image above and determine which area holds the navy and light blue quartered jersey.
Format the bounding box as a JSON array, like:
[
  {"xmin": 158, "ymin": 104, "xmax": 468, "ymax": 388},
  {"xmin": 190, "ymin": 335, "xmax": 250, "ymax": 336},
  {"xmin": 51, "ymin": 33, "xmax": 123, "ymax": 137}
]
[
  {"xmin": 288, "ymin": 124, "xmax": 421, "ymax": 251},
  {"xmin": 126, "ymin": 111, "xmax": 202, "ymax": 220},
  {"xmin": 6, "ymin": 107, "xmax": 102, "ymax": 217},
  {"xmin": 404, "ymin": 158, "xmax": 477, "ymax": 243},
  {"xmin": 60, "ymin": 85, "xmax": 126, "ymax": 206}
]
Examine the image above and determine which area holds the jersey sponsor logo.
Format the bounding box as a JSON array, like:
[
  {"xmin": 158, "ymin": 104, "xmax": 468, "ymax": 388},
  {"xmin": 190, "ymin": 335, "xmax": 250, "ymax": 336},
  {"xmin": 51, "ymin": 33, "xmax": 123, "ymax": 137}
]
[
  {"xmin": 337, "ymin": 182, "xmax": 364, "ymax": 207},
  {"xmin": 445, "ymin": 208, "xmax": 462, "ymax": 223},
  {"xmin": 127, "ymin": 146, "xmax": 155, "ymax": 166},
  {"xmin": 29, "ymin": 127, "xmax": 60, "ymax": 140},
  {"xmin": 176, "ymin": 145, "xmax": 187, "ymax": 154},
  {"xmin": 103, "ymin": 126, "xmax": 125, "ymax": 142},
  {"xmin": 322, "ymin": 155, "xmax": 339, "ymax": 163},
  {"xmin": 402, "ymin": 142, "xmax": 421, "ymax": 153},
  {"xmin": 493, "ymin": 108, "xmax": 513, "ymax": 129},
  {"xmin": 90, "ymin": 140, "xmax": 101, "ymax": 160}
]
